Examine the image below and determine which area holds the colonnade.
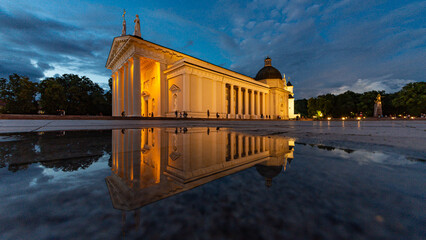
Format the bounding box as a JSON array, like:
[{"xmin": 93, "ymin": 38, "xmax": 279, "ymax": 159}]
[
  {"xmin": 112, "ymin": 57, "xmax": 141, "ymax": 116},
  {"xmin": 111, "ymin": 128, "xmax": 158, "ymax": 189},
  {"xmin": 226, "ymin": 133, "xmax": 267, "ymax": 161},
  {"xmin": 225, "ymin": 84, "xmax": 268, "ymax": 119}
]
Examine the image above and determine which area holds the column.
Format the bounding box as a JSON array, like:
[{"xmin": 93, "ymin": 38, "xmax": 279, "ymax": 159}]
[
  {"xmin": 160, "ymin": 63, "xmax": 168, "ymax": 117},
  {"xmin": 112, "ymin": 129, "xmax": 116, "ymax": 173},
  {"xmin": 124, "ymin": 64, "xmax": 129, "ymax": 115},
  {"xmin": 238, "ymin": 135, "xmax": 243, "ymax": 158},
  {"xmin": 250, "ymin": 90, "xmax": 254, "ymax": 118},
  {"xmin": 256, "ymin": 91, "xmax": 260, "ymax": 118},
  {"xmin": 230, "ymin": 133, "xmax": 235, "ymax": 160},
  {"xmin": 265, "ymin": 93, "xmax": 268, "ymax": 118},
  {"xmin": 112, "ymin": 73, "xmax": 116, "ymax": 116},
  {"xmin": 230, "ymin": 84, "xmax": 235, "ymax": 117},
  {"xmin": 244, "ymin": 89, "xmax": 248, "ymax": 119},
  {"xmin": 119, "ymin": 131, "xmax": 125, "ymax": 178},
  {"xmin": 118, "ymin": 68, "xmax": 124, "ymax": 116},
  {"xmin": 127, "ymin": 60, "xmax": 133, "ymax": 116},
  {"xmin": 132, "ymin": 129, "xmax": 141, "ymax": 188},
  {"xmin": 222, "ymin": 83, "xmax": 226, "ymax": 118},
  {"xmin": 237, "ymin": 87, "xmax": 242, "ymax": 117},
  {"xmin": 114, "ymin": 73, "xmax": 118, "ymax": 116},
  {"xmin": 244, "ymin": 136, "xmax": 249, "ymax": 156},
  {"xmin": 262, "ymin": 92, "xmax": 266, "ymax": 117},
  {"xmin": 132, "ymin": 56, "xmax": 141, "ymax": 116}
]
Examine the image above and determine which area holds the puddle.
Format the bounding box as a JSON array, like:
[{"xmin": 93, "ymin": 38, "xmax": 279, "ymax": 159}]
[{"xmin": 0, "ymin": 128, "xmax": 424, "ymax": 240}]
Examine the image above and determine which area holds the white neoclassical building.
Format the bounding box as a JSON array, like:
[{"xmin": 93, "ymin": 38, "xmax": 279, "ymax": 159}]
[{"xmin": 106, "ymin": 17, "xmax": 296, "ymax": 119}]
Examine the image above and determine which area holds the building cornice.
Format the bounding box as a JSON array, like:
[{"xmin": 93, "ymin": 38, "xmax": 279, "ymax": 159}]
[{"xmin": 165, "ymin": 59, "xmax": 270, "ymax": 89}]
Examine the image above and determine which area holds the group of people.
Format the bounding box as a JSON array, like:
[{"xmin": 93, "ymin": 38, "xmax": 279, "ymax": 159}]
[
  {"xmin": 57, "ymin": 109, "xmax": 66, "ymax": 116},
  {"xmin": 174, "ymin": 111, "xmax": 188, "ymax": 118}
]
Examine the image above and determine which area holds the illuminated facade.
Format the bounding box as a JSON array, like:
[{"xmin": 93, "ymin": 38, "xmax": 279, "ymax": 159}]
[
  {"xmin": 106, "ymin": 128, "xmax": 295, "ymax": 210},
  {"xmin": 106, "ymin": 32, "xmax": 297, "ymax": 119}
]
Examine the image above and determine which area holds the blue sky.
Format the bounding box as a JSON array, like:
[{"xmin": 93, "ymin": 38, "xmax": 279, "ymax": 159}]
[{"xmin": 0, "ymin": 0, "xmax": 424, "ymax": 98}]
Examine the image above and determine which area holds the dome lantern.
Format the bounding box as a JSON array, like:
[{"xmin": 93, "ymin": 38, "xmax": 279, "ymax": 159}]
[
  {"xmin": 255, "ymin": 56, "xmax": 282, "ymax": 81},
  {"xmin": 264, "ymin": 56, "xmax": 272, "ymax": 66}
]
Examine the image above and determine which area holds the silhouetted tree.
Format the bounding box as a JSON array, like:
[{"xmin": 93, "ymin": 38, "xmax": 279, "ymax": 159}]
[
  {"xmin": 39, "ymin": 74, "xmax": 111, "ymax": 115},
  {"xmin": 392, "ymin": 82, "xmax": 426, "ymax": 116},
  {"xmin": 294, "ymin": 98, "xmax": 308, "ymax": 117},
  {"xmin": 0, "ymin": 74, "xmax": 38, "ymax": 114}
]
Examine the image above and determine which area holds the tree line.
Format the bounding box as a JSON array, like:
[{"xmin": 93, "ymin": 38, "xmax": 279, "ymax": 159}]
[
  {"xmin": 295, "ymin": 82, "xmax": 425, "ymax": 118},
  {"xmin": 1, "ymin": 73, "xmax": 424, "ymax": 117},
  {"xmin": 0, "ymin": 73, "xmax": 112, "ymax": 115}
]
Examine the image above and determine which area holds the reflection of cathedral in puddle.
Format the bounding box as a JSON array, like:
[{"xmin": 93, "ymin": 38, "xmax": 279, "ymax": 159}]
[{"xmin": 106, "ymin": 128, "xmax": 294, "ymax": 213}]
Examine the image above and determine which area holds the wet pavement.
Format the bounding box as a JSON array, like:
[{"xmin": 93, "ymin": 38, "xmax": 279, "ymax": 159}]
[{"xmin": 0, "ymin": 127, "xmax": 424, "ymax": 240}]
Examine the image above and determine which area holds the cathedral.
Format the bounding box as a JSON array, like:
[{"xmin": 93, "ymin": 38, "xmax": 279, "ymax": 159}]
[{"xmin": 106, "ymin": 15, "xmax": 296, "ymax": 119}]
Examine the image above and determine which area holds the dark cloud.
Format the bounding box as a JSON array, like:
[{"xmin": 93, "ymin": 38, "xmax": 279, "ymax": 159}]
[
  {"xmin": 0, "ymin": 1, "xmax": 424, "ymax": 97},
  {"xmin": 0, "ymin": 57, "xmax": 44, "ymax": 80},
  {"xmin": 213, "ymin": 0, "xmax": 426, "ymax": 98},
  {"xmin": 0, "ymin": 7, "xmax": 111, "ymax": 81},
  {"xmin": 0, "ymin": 8, "xmax": 77, "ymax": 31}
]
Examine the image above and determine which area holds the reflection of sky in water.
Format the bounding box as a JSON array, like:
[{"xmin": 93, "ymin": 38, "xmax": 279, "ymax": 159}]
[
  {"xmin": 28, "ymin": 153, "xmax": 110, "ymax": 187},
  {"xmin": 0, "ymin": 129, "xmax": 424, "ymax": 240},
  {"xmin": 312, "ymin": 147, "xmax": 416, "ymax": 166}
]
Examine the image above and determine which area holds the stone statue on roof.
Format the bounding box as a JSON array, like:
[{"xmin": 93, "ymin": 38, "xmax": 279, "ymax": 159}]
[
  {"xmin": 121, "ymin": 9, "xmax": 126, "ymax": 36},
  {"xmin": 133, "ymin": 15, "xmax": 141, "ymax": 37}
]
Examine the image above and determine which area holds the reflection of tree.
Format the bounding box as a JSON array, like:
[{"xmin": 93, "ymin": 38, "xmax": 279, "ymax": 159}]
[
  {"xmin": 0, "ymin": 130, "xmax": 111, "ymax": 172},
  {"xmin": 41, "ymin": 155, "xmax": 103, "ymax": 172}
]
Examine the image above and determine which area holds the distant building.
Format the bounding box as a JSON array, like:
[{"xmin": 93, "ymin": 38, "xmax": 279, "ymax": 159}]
[{"xmin": 106, "ymin": 15, "xmax": 296, "ymax": 119}]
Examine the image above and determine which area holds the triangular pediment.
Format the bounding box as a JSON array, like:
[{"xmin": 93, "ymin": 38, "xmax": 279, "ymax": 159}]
[
  {"xmin": 169, "ymin": 84, "xmax": 181, "ymax": 93},
  {"xmin": 106, "ymin": 37, "xmax": 131, "ymax": 69}
]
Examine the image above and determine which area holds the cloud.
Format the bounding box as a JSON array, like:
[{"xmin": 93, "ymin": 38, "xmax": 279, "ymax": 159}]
[
  {"xmin": 212, "ymin": 0, "xmax": 426, "ymax": 98},
  {"xmin": 0, "ymin": 6, "xmax": 113, "ymax": 82},
  {"xmin": 328, "ymin": 75, "xmax": 416, "ymax": 95},
  {"xmin": 0, "ymin": 0, "xmax": 424, "ymax": 98}
]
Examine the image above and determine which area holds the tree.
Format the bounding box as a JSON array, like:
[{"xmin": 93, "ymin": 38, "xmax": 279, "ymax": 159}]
[
  {"xmin": 0, "ymin": 74, "xmax": 38, "ymax": 114},
  {"xmin": 295, "ymin": 99, "xmax": 308, "ymax": 117},
  {"xmin": 39, "ymin": 74, "xmax": 111, "ymax": 115},
  {"xmin": 382, "ymin": 93, "xmax": 398, "ymax": 116},
  {"xmin": 38, "ymin": 78, "xmax": 66, "ymax": 114},
  {"xmin": 307, "ymin": 97, "xmax": 319, "ymax": 117},
  {"xmin": 334, "ymin": 91, "xmax": 359, "ymax": 117},
  {"xmin": 392, "ymin": 82, "xmax": 426, "ymax": 116},
  {"xmin": 317, "ymin": 94, "xmax": 335, "ymax": 117}
]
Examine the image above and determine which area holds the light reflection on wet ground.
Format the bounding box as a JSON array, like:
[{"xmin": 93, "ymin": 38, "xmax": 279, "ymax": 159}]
[{"xmin": 0, "ymin": 128, "xmax": 424, "ymax": 240}]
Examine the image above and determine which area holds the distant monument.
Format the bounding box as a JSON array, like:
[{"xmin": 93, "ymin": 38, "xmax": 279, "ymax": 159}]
[
  {"xmin": 133, "ymin": 15, "xmax": 141, "ymax": 37},
  {"xmin": 374, "ymin": 94, "xmax": 382, "ymax": 117},
  {"xmin": 121, "ymin": 9, "xmax": 126, "ymax": 36}
]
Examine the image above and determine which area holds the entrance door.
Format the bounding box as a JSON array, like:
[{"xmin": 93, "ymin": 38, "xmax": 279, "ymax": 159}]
[{"xmin": 144, "ymin": 99, "xmax": 149, "ymax": 117}]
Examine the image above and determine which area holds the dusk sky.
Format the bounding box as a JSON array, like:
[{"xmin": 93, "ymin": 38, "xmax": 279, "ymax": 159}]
[{"xmin": 0, "ymin": 0, "xmax": 424, "ymax": 98}]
